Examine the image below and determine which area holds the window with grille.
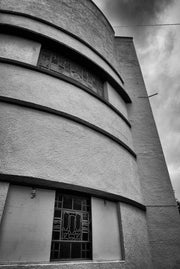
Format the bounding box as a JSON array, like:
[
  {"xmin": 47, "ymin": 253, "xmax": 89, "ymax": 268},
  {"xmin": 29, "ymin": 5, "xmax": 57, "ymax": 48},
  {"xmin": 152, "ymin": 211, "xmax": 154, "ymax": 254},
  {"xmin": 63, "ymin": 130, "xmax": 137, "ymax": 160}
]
[
  {"xmin": 38, "ymin": 47, "xmax": 104, "ymax": 98},
  {"xmin": 50, "ymin": 192, "xmax": 92, "ymax": 260}
]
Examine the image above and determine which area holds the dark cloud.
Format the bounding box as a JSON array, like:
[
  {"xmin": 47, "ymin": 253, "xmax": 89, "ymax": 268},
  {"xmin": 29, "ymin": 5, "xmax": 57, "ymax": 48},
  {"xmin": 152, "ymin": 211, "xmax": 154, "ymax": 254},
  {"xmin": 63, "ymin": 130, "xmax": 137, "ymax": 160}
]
[
  {"xmin": 105, "ymin": 0, "xmax": 174, "ymax": 25},
  {"xmin": 93, "ymin": 0, "xmax": 180, "ymax": 199},
  {"xmin": 103, "ymin": 0, "xmax": 174, "ymax": 46}
]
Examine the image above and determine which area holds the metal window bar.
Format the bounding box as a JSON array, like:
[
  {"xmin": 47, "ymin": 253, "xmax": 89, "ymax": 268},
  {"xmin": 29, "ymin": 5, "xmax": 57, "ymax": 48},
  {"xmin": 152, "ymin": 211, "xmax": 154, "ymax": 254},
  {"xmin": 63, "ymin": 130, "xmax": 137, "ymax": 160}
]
[
  {"xmin": 38, "ymin": 48, "xmax": 104, "ymax": 98},
  {"xmin": 50, "ymin": 193, "xmax": 92, "ymax": 260}
]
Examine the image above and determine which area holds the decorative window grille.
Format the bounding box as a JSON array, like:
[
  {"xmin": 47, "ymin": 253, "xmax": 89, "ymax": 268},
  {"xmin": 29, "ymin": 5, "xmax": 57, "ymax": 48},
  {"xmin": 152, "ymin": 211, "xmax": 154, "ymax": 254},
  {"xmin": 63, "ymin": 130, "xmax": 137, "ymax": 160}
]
[
  {"xmin": 38, "ymin": 48, "xmax": 104, "ymax": 98},
  {"xmin": 50, "ymin": 192, "xmax": 92, "ymax": 260}
]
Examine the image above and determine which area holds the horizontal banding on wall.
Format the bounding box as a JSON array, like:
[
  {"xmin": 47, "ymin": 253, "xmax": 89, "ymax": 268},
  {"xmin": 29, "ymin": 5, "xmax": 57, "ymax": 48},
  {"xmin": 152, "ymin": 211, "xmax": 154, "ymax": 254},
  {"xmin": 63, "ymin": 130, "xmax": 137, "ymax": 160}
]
[
  {"xmin": 0, "ymin": 96, "xmax": 136, "ymax": 158},
  {"xmin": 0, "ymin": 13, "xmax": 129, "ymax": 100},
  {"xmin": 0, "ymin": 174, "xmax": 146, "ymax": 211},
  {"xmin": 0, "ymin": 58, "xmax": 131, "ymax": 128},
  {"xmin": 0, "ymin": 1, "xmax": 117, "ymax": 75}
]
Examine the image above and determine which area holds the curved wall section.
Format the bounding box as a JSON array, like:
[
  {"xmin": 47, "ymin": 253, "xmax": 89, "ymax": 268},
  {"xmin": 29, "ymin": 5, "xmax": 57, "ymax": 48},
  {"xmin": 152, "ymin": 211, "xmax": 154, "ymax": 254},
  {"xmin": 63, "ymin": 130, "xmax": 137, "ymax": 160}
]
[
  {"xmin": 0, "ymin": 0, "xmax": 115, "ymax": 67},
  {"xmin": 1, "ymin": 1, "xmax": 178, "ymax": 268},
  {"xmin": 0, "ymin": 14, "xmax": 124, "ymax": 90},
  {"xmin": 0, "ymin": 185, "xmax": 55, "ymax": 263},
  {"xmin": 106, "ymin": 82, "xmax": 128, "ymax": 119},
  {"xmin": 0, "ymin": 2, "xmax": 158, "ymax": 268},
  {"xmin": 0, "ymin": 103, "xmax": 142, "ymax": 204},
  {"xmin": 0, "ymin": 63, "xmax": 133, "ymax": 148},
  {"xmin": 0, "ymin": 34, "xmax": 41, "ymax": 65}
]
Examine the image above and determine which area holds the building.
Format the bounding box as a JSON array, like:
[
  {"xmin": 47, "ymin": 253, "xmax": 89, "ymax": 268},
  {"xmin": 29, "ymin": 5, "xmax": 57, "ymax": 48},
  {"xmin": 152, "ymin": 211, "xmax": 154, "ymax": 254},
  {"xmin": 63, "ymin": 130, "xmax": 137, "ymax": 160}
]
[{"xmin": 0, "ymin": 0, "xmax": 180, "ymax": 268}]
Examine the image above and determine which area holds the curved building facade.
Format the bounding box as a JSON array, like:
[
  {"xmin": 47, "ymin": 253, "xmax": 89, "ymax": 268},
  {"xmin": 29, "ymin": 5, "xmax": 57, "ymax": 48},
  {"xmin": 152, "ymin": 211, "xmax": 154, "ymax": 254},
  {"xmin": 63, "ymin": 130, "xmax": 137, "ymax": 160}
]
[{"xmin": 0, "ymin": 1, "xmax": 180, "ymax": 268}]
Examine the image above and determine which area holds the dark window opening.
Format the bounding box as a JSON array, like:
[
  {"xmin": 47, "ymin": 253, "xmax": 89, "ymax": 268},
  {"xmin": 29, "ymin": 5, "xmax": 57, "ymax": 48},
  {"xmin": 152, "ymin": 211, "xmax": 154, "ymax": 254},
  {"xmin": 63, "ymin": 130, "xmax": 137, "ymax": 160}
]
[
  {"xmin": 50, "ymin": 192, "xmax": 92, "ymax": 260},
  {"xmin": 38, "ymin": 47, "xmax": 104, "ymax": 99}
]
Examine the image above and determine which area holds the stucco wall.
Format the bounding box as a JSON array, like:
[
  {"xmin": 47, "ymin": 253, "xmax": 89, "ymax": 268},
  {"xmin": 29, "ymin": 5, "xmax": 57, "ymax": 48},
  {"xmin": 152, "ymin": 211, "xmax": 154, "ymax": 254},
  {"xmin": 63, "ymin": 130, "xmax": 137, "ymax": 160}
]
[
  {"xmin": 0, "ymin": 182, "xmax": 9, "ymax": 224},
  {"xmin": 0, "ymin": 102, "xmax": 142, "ymax": 204},
  {"xmin": 115, "ymin": 37, "xmax": 180, "ymax": 268},
  {"xmin": 146, "ymin": 206, "xmax": 180, "ymax": 269},
  {"xmin": 120, "ymin": 203, "xmax": 153, "ymax": 269},
  {"xmin": 0, "ymin": 34, "xmax": 41, "ymax": 65},
  {"xmin": 105, "ymin": 82, "xmax": 128, "ymax": 118},
  {"xmin": 0, "ymin": 63, "xmax": 132, "ymax": 148},
  {"xmin": 0, "ymin": 185, "xmax": 55, "ymax": 262},
  {"xmin": 0, "ymin": 0, "xmax": 116, "ymax": 67},
  {"xmin": 92, "ymin": 197, "xmax": 121, "ymax": 261},
  {"xmin": 0, "ymin": 14, "xmax": 123, "ymax": 89}
]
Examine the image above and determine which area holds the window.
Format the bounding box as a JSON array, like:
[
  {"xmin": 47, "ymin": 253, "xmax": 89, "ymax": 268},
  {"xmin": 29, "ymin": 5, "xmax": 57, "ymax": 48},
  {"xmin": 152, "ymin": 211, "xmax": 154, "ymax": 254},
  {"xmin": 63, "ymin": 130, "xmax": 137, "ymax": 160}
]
[
  {"xmin": 38, "ymin": 47, "xmax": 104, "ymax": 98},
  {"xmin": 50, "ymin": 192, "xmax": 92, "ymax": 260}
]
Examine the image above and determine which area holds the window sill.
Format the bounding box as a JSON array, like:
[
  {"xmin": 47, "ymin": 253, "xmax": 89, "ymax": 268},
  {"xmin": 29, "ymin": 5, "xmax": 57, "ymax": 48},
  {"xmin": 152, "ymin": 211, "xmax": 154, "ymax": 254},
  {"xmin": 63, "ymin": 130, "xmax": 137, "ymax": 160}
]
[{"xmin": 0, "ymin": 260, "xmax": 125, "ymax": 267}]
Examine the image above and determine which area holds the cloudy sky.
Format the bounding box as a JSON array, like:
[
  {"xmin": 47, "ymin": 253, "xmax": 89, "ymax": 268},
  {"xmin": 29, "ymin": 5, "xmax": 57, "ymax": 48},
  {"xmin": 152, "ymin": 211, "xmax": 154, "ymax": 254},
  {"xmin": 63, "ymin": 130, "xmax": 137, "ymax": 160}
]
[{"xmin": 93, "ymin": 0, "xmax": 180, "ymax": 200}]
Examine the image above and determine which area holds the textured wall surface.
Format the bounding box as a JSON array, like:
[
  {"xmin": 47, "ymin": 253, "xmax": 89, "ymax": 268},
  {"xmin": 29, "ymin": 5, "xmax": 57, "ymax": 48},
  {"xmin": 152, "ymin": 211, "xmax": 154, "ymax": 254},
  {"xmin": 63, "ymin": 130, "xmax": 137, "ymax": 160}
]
[
  {"xmin": 0, "ymin": 1, "xmax": 171, "ymax": 267},
  {"xmin": 0, "ymin": 13, "xmax": 123, "ymax": 88},
  {"xmin": 0, "ymin": 103, "xmax": 142, "ymax": 204},
  {"xmin": 0, "ymin": 182, "xmax": 9, "ymax": 224},
  {"xmin": 106, "ymin": 82, "xmax": 128, "ymax": 118},
  {"xmin": 92, "ymin": 197, "xmax": 121, "ymax": 261},
  {"xmin": 0, "ymin": 185, "xmax": 55, "ymax": 262},
  {"xmin": 38, "ymin": 47, "xmax": 104, "ymax": 95},
  {"xmin": 0, "ymin": 63, "xmax": 132, "ymax": 148},
  {"xmin": 0, "ymin": 34, "xmax": 41, "ymax": 65},
  {"xmin": 0, "ymin": 0, "xmax": 115, "ymax": 67},
  {"xmin": 115, "ymin": 37, "xmax": 180, "ymax": 269},
  {"xmin": 146, "ymin": 207, "xmax": 180, "ymax": 269},
  {"xmin": 120, "ymin": 203, "xmax": 153, "ymax": 269}
]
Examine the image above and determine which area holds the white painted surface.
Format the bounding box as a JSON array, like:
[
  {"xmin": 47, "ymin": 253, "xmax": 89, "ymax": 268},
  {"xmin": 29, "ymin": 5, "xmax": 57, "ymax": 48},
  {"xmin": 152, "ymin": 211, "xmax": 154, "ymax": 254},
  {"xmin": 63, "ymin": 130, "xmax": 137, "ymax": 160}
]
[
  {"xmin": 92, "ymin": 197, "xmax": 121, "ymax": 261},
  {"xmin": 0, "ymin": 103, "xmax": 143, "ymax": 204},
  {"xmin": 0, "ymin": 182, "xmax": 9, "ymax": 224},
  {"xmin": 115, "ymin": 37, "xmax": 180, "ymax": 268},
  {"xmin": 0, "ymin": 0, "xmax": 116, "ymax": 71},
  {"xmin": 0, "ymin": 64, "xmax": 133, "ymax": 148},
  {"xmin": 0, "ymin": 14, "xmax": 124, "ymax": 88},
  {"xmin": 106, "ymin": 82, "xmax": 128, "ymax": 118},
  {"xmin": 0, "ymin": 185, "xmax": 55, "ymax": 262},
  {"xmin": 0, "ymin": 34, "xmax": 41, "ymax": 65},
  {"xmin": 120, "ymin": 203, "xmax": 153, "ymax": 268}
]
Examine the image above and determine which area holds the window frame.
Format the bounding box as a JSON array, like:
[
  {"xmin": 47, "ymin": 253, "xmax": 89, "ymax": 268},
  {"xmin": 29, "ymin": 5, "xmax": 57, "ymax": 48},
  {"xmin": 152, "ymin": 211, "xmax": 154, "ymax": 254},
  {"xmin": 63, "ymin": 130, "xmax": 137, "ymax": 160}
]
[
  {"xmin": 38, "ymin": 47, "xmax": 105, "ymax": 100},
  {"xmin": 50, "ymin": 191, "xmax": 92, "ymax": 261}
]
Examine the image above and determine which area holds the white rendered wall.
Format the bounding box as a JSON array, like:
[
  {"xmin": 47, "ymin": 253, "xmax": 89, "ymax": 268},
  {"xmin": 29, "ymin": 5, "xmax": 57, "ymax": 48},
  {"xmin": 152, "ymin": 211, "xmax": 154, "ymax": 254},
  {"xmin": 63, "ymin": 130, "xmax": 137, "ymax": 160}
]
[
  {"xmin": 105, "ymin": 82, "xmax": 128, "ymax": 118},
  {"xmin": 114, "ymin": 37, "xmax": 180, "ymax": 268},
  {"xmin": 0, "ymin": 34, "xmax": 41, "ymax": 65},
  {"xmin": 0, "ymin": 103, "xmax": 142, "ymax": 204},
  {"xmin": 0, "ymin": 185, "xmax": 55, "ymax": 263},
  {"xmin": 120, "ymin": 203, "xmax": 153, "ymax": 268},
  {"xmin": 0, "ymin": 0, "xmax": 116, "ymax": 68},
  {"xmin": 0, "ymin": 182, "xmax": 9, "ymax": 224},
  {"xmin": 0, "ymin": 64, "xmax": 132, "ymax": 148},
  {"xmin": 0, "ymin": 14, "xmax": 124, "ymax": 88},
  {"xmin": 92, "ymin": 197, "xmax": 121, "ymax": 261}
]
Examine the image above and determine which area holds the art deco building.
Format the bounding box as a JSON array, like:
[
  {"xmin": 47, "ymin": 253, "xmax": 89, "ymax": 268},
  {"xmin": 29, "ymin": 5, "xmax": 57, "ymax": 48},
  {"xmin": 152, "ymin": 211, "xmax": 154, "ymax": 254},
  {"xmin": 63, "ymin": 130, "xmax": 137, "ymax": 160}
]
[{"xmin": 0, "ymin": 1, "xmax": 180, "ymax": 268}]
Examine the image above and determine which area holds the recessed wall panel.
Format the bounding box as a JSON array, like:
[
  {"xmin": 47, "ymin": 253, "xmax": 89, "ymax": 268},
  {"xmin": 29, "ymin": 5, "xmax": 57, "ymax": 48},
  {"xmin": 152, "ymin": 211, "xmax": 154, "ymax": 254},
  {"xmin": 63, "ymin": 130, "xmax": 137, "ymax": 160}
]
[
  {"xmin": 0, "ymin": 185, "xmax": 55, "ymax": 262},
  {"xmin": 0, "ymin": 34, "xmax": 41, "ymax": 65},
  {"xmin": 92, "ymin": 197, "xmax": 121, "ymax": 261},
  {"xmin": 106, "ymin": 82, "xmax": 128, "ymax": 118}
]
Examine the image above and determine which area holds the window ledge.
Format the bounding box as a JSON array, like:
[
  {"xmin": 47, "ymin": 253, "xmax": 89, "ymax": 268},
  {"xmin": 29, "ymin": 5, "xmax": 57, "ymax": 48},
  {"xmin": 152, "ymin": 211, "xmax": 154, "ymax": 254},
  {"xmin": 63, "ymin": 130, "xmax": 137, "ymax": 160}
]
[{"xmin": 0, "ymin": 260, "xmax": 125, "ymax": 267}]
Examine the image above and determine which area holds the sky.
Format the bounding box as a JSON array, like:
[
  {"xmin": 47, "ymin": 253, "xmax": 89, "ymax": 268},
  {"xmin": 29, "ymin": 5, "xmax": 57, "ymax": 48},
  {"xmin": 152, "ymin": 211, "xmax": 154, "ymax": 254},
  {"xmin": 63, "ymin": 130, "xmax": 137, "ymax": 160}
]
[{"xmin": 93, "ymin": 0, "xmax": 180, "ymax": 200}]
